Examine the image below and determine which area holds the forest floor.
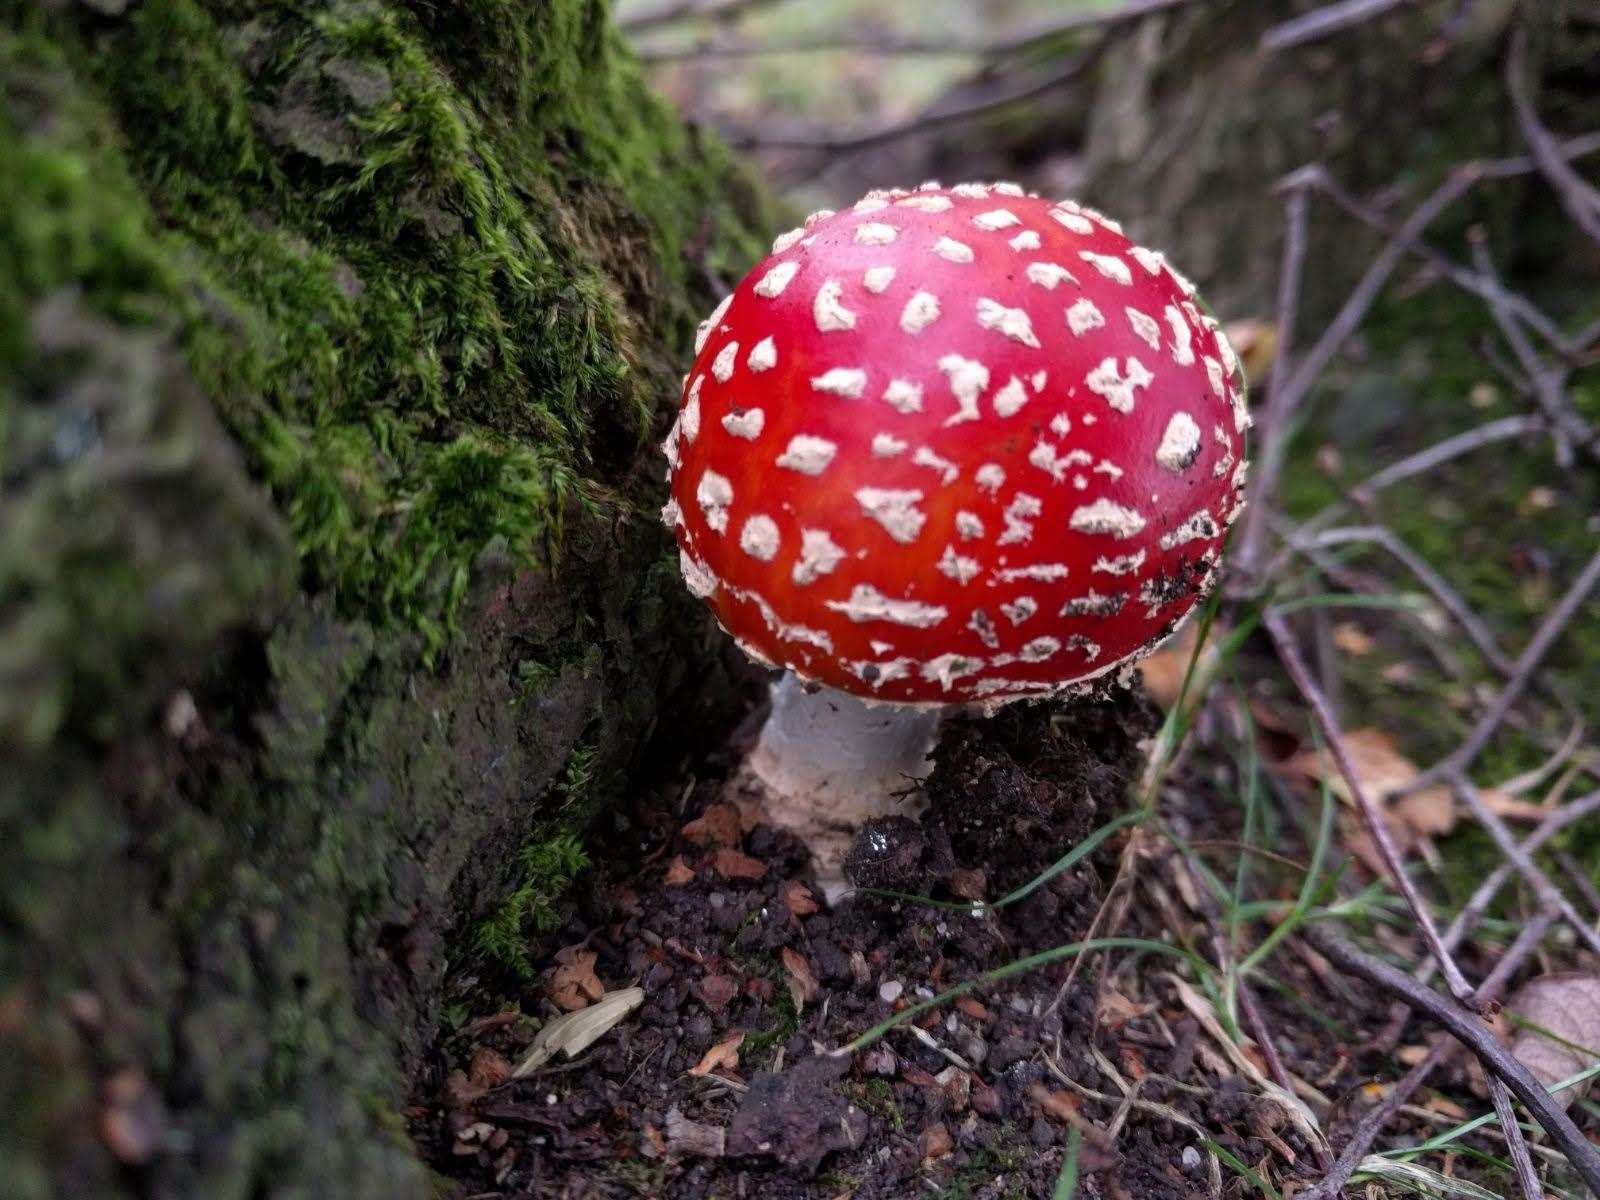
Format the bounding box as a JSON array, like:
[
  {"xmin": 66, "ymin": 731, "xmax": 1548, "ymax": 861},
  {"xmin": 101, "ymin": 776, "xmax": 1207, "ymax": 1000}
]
[
  {"xmin": 410, "ymin": 637, "xmax": 1593, "ymax": 1199},
  {"xmin": 410, "ymin": 8, "xmax": 1600, "ymax": 1196},
  {"xmin": 409, "ymin": 281, "xmax": 1600, "ymax": 1198}
]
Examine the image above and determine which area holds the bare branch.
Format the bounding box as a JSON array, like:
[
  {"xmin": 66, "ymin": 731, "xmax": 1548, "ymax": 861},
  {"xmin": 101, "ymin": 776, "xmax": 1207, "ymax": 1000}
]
[
  {"xmin": 1263, "ymin": 607, "xmax": 1478, "ymax": 1002},
  {"xmin": 617, "ymin": 0, "xmax": 792, "ymax": 34},
  {"xmin": 1506, "ymin": 26, "xmax": 1600, "ymax": 249},
  {"xmin": 1261, "ymin": 0, "xmax": 1411, "ymax": 53},
  {"xmin": 1303, "ymin": 880, "xmax": 1564, "ymax": 1197},
  {"xmin": 1402, "ymin": 546, "xmax": 1600, "ymax": 795},
  {"xmin": 721, "ymin": 47, "xmax": 1104, "ymax": 154},
  {"xmin": 635, "ymin": 0, "xmax": 1196, "ymax": 61},
  {"xmin": 1306, "ymin": 927, "xmax": 1600, "ymax": 1195},
  {"xmin": 1233, "ymin": 178, "xmax": 1312, "ymax": 580},
  {"xmin": 1423, "ymin": 790, "xmax": 1600, "ymax": 987},
  {"xmin": 1452, "ymin": 773, "xmax": 1600, "ymax": 960}
]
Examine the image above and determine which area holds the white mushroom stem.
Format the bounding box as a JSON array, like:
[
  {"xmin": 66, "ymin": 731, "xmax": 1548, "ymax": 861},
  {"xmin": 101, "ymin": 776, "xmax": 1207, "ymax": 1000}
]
[{"xmin": 747, "ymin": 673, "xmax": 946, "ymax": 901}]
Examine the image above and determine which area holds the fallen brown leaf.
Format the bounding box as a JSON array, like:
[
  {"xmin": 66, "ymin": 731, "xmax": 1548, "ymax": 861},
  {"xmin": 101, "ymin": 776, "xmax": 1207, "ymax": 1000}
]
[
  {"xmin": 780, "ymin": 947, "xmax": 820, "ymax": 1012},
  {"xmin": 920, "ymin": 1122, "xmax": 953, "ymax": 1161},
  {"xmin": 696, "ymin": 973, "xmax": 739, "ymax": 1012},
  {"xmin": 781, "ymin": 879, "xmax": 818, "ymax": 919},
  {"xmin": 955, "ymin": 996, "xmax": 989, "ymax": 1023},
  {"xmin": 548, "ymin": 947, "xmax": 605, "ymax": 1012},
  {"xmin": 1331, "ymin": 621, "xmax": 1373, "ymax": 656},
  {"xmin": 1282, "ymin": 728, "xmax": 1456, "ymax": 871},
  {"xmin": 688, "ymin": 1031, "xmax": 744, "ymax": 1077},
  {"xmin": 1028, "ymin": 1083, "xmax": 1083, "ymax": 1125},
  {"xmin": 663, "ymin": 855, "xmax": 696, "ymax": 886},
  {"xmin": 1505, "ymin": 973, "xmax": 1600, "ymax": 1109},
  {"xmin": 710, "ymin": 847, "xmax": 766, "ymax": 881},
  {"xmin": 467, "ymin": 1046, "xmax": 512, "ymax": 1089},
  {"xmin": 1097, "ymin": 988, "xmax": 1151, "ymax": 1032},
  {"xmin": 1137, "ymin": 619, "xmax": 1223, "ymax": 712},
  {"xmin": 1222, "ymin": 318, "xmax": 1278, "ymax": 382},
  {"xmin": 683, "ymin": 803, "xmax": 742, "ymax": 849}
]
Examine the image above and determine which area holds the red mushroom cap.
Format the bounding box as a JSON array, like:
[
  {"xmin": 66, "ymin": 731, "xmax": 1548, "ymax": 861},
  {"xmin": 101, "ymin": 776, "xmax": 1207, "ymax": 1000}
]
[{"xmin": 663, "ymin": 182, "xmax": 1249, "ymax": 705}]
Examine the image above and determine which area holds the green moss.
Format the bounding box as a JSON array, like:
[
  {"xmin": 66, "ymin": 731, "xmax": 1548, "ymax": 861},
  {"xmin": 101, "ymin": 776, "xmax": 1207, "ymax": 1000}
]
[
  {"xmin": 2, "ymin": 3, "xmax": 776, "ymax": 1195},
  {"xmin": 472, "ymin": 830, "xmax": 590, "ymax": 980},
  {"xmin": 2, "ymin": 0, "xmax": 779, "ymax": 746}
]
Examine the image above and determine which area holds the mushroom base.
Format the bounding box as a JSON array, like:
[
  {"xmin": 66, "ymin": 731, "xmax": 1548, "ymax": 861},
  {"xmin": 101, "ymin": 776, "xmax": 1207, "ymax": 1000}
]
[{"xmin": 745, "ymin": 674, "xmax": 945, "ymax": 900}]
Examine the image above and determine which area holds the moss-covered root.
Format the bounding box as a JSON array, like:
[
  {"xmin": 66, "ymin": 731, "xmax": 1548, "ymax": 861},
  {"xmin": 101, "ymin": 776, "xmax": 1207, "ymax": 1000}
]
[{"xmin": 0, "ymin": 2, "xmax": 775, "ymax": 1197}]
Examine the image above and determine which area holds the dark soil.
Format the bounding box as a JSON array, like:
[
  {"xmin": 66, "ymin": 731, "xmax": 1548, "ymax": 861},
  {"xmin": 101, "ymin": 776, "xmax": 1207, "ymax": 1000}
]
[{"xmin": 410, "ymin": 687, "xmax": 1389, "ymax": 1199}]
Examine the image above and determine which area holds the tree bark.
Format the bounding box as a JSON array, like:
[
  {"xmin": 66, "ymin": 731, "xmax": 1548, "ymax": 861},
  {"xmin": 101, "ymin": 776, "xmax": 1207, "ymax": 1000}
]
[{"xmin": 0, "ymin": 2, "xmax": 773, "ymax": 1196}]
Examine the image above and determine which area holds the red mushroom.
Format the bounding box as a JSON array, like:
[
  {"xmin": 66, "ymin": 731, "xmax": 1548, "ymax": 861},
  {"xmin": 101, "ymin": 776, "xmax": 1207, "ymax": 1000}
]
[{"xmin": 663, "ymin": 182, "xmax": 1248, "ymax": 892}]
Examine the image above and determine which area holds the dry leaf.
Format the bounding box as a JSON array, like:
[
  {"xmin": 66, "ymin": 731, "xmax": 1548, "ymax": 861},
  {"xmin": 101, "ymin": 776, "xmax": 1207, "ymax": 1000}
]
[
  {"xmin": 1222, "ymin": 318, "xmax": 1278, "ymax": 381},
  {"xmin": 547, "ymin": 947, "xmax": 605, "ymax": 1012},
  {"xmin": 683, "ymin": 803, "xmax": 743, "ymax": 848},
  {"xmin": 781, "ymin": 879, "xmax": 818, "ymax": 919},
  {"xmin": 1282, "ymin": 728, "xmax": 1457, "ymax": 866},
  {"xmin": 1097, "ymin": 988, "xmax": 1151, "ymax": 1032},
  {"xmin": 467, "ymin": 1047, "xmax": 511, "ymax": 1089},
  {"xmin": 695, "ymin": 973, "xmax": 739, "ymax": 1013},
  {"xmin": 710, "ymin": 847, "xmax": 767, "ymax": 881},
  {"xmin": 780, "ymin": 947, "xmax": 820, "ymax": 1012},
  {"xmin": 663, "ymin": 855, "xmax": 696, "ymax": 886},
  {"xmin": 1027, "ymin": 1083, "xmax": 1082, "ymax": 1125},
  {"xmin": 688, "ymin": 1031, "xmax": 744, "ymax": 1077},
  {"xmin": 1332, "ymin": 622, "xmax": 1373, "ymax": 656},
  {"xmin": 1137, "ymin": 619, "xmax": 1223, "ymax": 711},
  {"xmin": 512, "ymin": 987, "xmax": 645, "ymax": 1078},
  {"xmin": 955, "ymin": 996, "xmax": 989, "ymax": 1023},
  {"xmin": 1505, "ymin": 973, "xmax": 1600, "ymax": 1110},
  {"xmin": 947, "ymin": 867, "xmax": 987, "ymax": 902}
]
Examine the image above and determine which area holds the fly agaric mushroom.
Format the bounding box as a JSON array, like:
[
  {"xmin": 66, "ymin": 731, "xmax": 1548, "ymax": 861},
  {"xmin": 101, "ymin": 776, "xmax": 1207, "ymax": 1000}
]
[{"xmin": 663, "ymin": 182, "xmax": 1248, "ymax": 893}]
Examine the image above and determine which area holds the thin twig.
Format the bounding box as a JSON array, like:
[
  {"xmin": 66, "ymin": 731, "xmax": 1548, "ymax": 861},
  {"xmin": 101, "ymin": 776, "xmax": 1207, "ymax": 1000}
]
[
  {"xmin": 1489, "ymin": 1072, "xmax": 1545, "ymax": 1200},
  {"xmin": 721, "ymin": 46, "xmax": 1104, "ymax": 153},
  {"xmin": 1420, "ymin": 790, "xmax": 1600, "ymax": 988},
  {"xmin": 1401, "ymin": 546, "xmax": 1600, "ymax": 795},
  {"xmin": 1305, "ymin": 907, "xmax": 1561, "ymax": 1200},
  {"xmin": 1264, "ymin": 607, "xmax": 1478, "ymax": 1003},
  {"xmin": 1266, "ymin": 414, "xmax": 1545, "ymax": 582},
  {"xmin": 1260, "ymin": 0, "xmax": 1410, "ymax": 53},
  {"xmin": 1234, "ymin": 178, "xmax": 1313, "ymax": 580},
  {"xmin": 1308, "ymin": 525, "xmax": 1513, "ymax": 675},
  {"xmin": 1452, "ymin": 773, "xmax": 1600, "ymax": 960},
  {"xmin": 617, "ymin": 0, "xmax": 791, "ymax": 33},
  {"xmin": 1506, "ymin": 26, "xmax": 1600, "ymax": 248},
  {"xmin": 636, "ymin": 0, "xmax": 1195, "ymax": 60},
  {"xmin": 1306, "ymin": 928, "xmax": 1600, "ymax": 1195}
]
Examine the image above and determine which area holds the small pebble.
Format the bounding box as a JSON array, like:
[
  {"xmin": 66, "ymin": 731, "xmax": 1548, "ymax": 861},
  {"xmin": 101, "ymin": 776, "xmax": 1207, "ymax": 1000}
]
[
  {"xmin": 879, "ymin": 980, "xmax": 904, "ymax": 1003},
  {"xmin": 1181, "ymin": 1145, "xmax": 1202, "ymax": 1171}
]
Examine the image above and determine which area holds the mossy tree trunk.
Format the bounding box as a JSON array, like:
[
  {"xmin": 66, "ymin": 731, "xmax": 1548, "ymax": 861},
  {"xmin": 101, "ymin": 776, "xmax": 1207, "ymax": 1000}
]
[{"xmin": 0, "ymin": 2, "xmax": 775, "ymax": 1196}]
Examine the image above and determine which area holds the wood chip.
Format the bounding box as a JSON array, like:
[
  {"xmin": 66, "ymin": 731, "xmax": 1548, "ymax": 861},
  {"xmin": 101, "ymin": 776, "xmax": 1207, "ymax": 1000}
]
[{"xmin": 665, "ymin": 1106, "xmax": 726, "ymax": 1158}]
